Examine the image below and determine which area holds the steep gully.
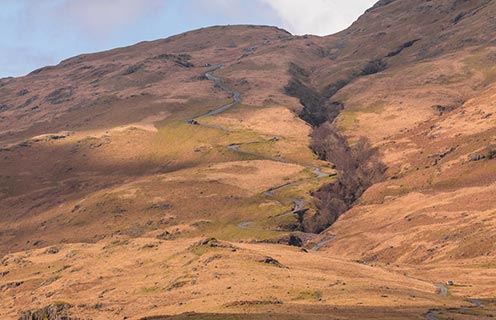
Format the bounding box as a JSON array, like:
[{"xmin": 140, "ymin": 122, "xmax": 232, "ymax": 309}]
[
  {"xmin": 185, "ymin": 65, "xmax": 335, "ymax": 251},
  {"xmin": 184, "ymin": 66, "xmax": 486, "ymax": 316}
]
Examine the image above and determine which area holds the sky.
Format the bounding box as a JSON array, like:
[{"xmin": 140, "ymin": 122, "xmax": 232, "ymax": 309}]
[{"xmin": 0, "ymin": 0, "xmax": 377, "ymax": 78}]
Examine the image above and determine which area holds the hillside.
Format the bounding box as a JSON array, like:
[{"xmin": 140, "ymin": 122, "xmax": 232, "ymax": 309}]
[{"xmin": 1, "ymin": 0, "xmax": 495, "ymax": 319}]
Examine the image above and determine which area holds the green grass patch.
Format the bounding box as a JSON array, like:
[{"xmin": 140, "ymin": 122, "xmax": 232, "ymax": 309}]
[
  {"xmin": 463, "ymin": 49, "xmax": 496, "ymax": 86},
  {"xmin": 155, "ymin": 98, "xmax": 233, "ymax": 126},
  {"xmin": 135, "ymin": 286, "xmax": 165, "ymax": 295},
  {"xmin": 211, "ymin": 223, "xmax": 284, "ymax": 242},
  {"xmin": 336, "ymin": 111, "xmax": 359, "ymax": 131},
  {"xmin": 148, "ymin": 121, "xmax": 265, "ymax": 166},
  {"xmin": 292, "ymin": 290, "xmax": 323, "ymax": 302},
  {"xmin": 346, "ymin": 101, "xmax": 387, "ymax": 114}
]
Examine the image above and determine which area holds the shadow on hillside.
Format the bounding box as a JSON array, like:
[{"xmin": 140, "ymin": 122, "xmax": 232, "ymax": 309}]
[
  {"xmin": 140, "ymin": 299, "xmax": 496, "ymax": 320},
  {"xmin": 136, "ymin": 304, "xmax": 465, "ymax": 320}
]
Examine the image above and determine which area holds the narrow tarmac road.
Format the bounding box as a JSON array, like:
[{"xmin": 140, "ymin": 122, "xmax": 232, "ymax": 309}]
[
  {"xmin": 186, "ymin": 65, "xmax": 334, "ymax": 231},
  {"xmin": 186, "ymin": 65, "xmax": 486, "ymax": 320},
  {"xmin": 425, "ymin": 298, "xmax": 484, "ymax": 320}
]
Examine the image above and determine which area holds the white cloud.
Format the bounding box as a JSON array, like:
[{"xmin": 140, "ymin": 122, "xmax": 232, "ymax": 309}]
[{"xmin": 259, "ymin": 0, "xmax": 377, "ymax": 35}]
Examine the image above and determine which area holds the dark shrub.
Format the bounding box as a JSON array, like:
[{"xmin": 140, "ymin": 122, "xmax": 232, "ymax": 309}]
[
  {"xmin": 122, "ymin": 63, "xmax": 144, "ymax": 75},
  {"xmin": 361, "ymin": 59, "xmax": 388, "ymax": 76},
  {"xmin": 16, "ymin": 89, "xmax": 29, "ymax": 96},
  {"xmin": 45, "ymin": 87, "xmax": 73, "ymax": 104},
  {"xmin": 305, "ymin": 123, "xmax": 386, "ymax": 233}
]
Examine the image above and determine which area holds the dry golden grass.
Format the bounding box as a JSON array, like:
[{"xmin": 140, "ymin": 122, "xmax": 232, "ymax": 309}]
[
  {"xmin": 2, "ymin": 2, "xmax": 496, "ymax": 318},
  {"xmin": 0, "ymin": 237, "xmax": 457, "ymax": 320}
]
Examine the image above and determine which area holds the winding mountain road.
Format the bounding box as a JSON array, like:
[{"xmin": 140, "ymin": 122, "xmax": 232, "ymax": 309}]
[
  {"xmin": 185, "ymin": 66, "xmax": 486, "ymax": 320},
  {"xmin": 186, "ymin": 65, "xmax": 334, "ymax": 232},
  {"xmin": 310, "ymin": 239, "xmax": 334, "ymax": 251},
  {"xmin": 425, "ymin": 298, "xmax": 484, "ymax": 320},
  {"xmin": 396, "ymin": 274, "xmax": 485, "ymax": 319},
  {"xmin": 433, "ymin": 283, "xmax": 448, "ymax": 297},
  {"xmin": 197, "ymin": 67, "xmax": 241, "ymax": 119}
]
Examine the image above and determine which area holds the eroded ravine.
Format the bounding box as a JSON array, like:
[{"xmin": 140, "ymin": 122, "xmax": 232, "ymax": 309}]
[
  {"xmin": 183, "ymin": 66, "xmax": 488, "ymax": 318},
  {"xmin": 185, "ymin": 65, "xmax": 334, "ymax": 234}
]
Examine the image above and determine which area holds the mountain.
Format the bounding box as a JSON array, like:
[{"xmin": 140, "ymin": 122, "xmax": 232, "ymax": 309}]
[{"xmin": 1, "ymin": 0, "xmax": 496, "ymax": 319}]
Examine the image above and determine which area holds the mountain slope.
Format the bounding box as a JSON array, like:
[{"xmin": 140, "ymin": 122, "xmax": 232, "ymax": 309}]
[{"xmin": 1, "ymin": 1, "xmax": 496, "ymax": 319}]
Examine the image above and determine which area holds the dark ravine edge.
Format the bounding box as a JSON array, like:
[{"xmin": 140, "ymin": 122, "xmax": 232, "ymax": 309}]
[{"xmin": 284, "ymin": 61, "xmax": 387, "ymax": 233}]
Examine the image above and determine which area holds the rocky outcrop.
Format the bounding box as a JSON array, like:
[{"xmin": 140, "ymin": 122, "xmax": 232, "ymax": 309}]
[
  {"xmin": 468, "ymin": 145, "xmax": 496, "ymax": 162},
  {"xmin": 18, "ymin": 303, "xmax": 77, "ymax": 320}
]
